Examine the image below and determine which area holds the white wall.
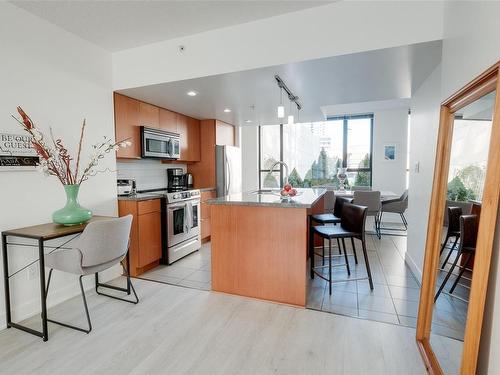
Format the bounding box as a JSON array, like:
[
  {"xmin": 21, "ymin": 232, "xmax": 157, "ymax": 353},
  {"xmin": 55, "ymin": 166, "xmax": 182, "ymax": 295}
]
[
  {"xmin": 439, "ymin": 2, "xmax": 500, "ymax": 374},
  {"xmin": 112, "ymin": 1, "xmax": 444, "ymax": 90},
  {"xmin": 117, "ymin": 160, "xmax": 186, "ymax": 191},
  {"xmin": 0, "ymin": 3, "xmax": 118, "ymax": 328},
  {"xmin": 405, "ymin": 64, "xmax": 442, "ymax": 281},
  {"xmin": 372, "ymin": 108, "xmax": 408, "ymax": 195}
]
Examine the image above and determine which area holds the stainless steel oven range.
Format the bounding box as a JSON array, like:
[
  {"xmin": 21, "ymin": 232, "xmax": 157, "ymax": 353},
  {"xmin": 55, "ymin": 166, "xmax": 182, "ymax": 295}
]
[{"xmin": 164, "ymin": 189, "xmax": 201, "ymax": 264}]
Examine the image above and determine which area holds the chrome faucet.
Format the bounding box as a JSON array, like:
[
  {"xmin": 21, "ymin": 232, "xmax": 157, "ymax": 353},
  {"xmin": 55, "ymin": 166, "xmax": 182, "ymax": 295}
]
[{"xmin": 269, "ymin": 161, "xmax": 289, "ymax": 187}]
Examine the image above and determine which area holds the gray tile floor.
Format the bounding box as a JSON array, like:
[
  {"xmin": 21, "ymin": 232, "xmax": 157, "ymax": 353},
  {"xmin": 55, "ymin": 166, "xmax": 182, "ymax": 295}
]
[
  {"xmin": 306, "ymin": 227, "xmax": 468, "ymax": 342},
  {"xmin": 139, "ymin": 242, "xmax": 212, "ymax": 291}
]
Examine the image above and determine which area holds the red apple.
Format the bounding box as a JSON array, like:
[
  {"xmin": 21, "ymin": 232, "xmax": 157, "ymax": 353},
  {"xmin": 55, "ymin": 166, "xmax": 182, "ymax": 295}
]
[
  {"xmin": 284, "ymin": 183, "xmax": 292, "ymax": 192},
  {"xmin": 289, "ymin": 188, "xmax": 297, "ymax": 197},
  {"xmin": 281, "ymin": 189, "xmax": 289, "ymax": 196}
]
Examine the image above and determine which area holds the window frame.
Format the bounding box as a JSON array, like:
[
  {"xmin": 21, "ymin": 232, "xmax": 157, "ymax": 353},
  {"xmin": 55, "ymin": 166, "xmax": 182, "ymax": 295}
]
[{"xmin": 258, "ymin": 114, "xmax": 374, "ymax": 188}]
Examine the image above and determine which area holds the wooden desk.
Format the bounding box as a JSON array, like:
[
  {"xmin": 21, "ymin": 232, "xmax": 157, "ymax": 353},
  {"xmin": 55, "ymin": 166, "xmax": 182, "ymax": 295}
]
[{"xmin": 1, "ymin": 216, "xmax": 114, "ymax": 341}]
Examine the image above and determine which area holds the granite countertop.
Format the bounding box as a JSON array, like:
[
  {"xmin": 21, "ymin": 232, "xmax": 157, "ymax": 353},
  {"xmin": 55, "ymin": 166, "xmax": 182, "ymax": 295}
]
[
  {"xmin": 207, "ymin": 188, "xmax": 327, "ymax": 208},
  {"xmin": 117, "ymin": 193, "xmax": 164, "ymax": 201}
]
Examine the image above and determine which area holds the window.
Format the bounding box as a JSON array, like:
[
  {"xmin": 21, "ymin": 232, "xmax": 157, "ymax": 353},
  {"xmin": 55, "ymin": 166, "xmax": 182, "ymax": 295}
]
[{"xmin": 259, "ymin": 114, "xmax": 373, "ymax": 189}]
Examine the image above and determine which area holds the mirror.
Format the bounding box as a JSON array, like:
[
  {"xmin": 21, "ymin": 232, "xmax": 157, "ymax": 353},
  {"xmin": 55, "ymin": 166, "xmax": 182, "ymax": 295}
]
[
  {"xmin": 430, "ymin": 91, "xmax": 495, "ymax": 374},
  {"xmin": 416, "ymin": 62, "xmax": 500, "ymax": 375}
]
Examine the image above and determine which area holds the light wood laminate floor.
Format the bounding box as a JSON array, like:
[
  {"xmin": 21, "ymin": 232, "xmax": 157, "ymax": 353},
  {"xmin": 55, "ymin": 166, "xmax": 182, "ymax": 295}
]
[{"xmin": 0, "ymin": 278, "xmax": 426, "ymax": 375}]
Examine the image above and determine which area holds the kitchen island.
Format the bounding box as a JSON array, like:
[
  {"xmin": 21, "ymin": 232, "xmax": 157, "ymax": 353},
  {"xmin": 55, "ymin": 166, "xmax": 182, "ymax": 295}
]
[{"xmin": 207, "ymin": 188, "xmax": 326, "ymax": 307}]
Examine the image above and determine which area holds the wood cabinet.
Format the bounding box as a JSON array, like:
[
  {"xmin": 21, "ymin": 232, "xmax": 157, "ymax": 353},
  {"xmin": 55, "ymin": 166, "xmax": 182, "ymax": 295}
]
[
  {"xmin": 114, "ymin": 92, "xmax": 200, "ymax": 162},
  {"xmin": 139, "ymin": 102, "xmax": 159, "ymax": 128},
  {"xmin": 159, "ymin": 108, "xmax": 177, "ymax": 133},
  {"xmin": 114, "ymin": 93, "xmax": 141, "ymax": 159},
  {"xmin": 187, "ymin": 119, "xmax": 235, "ymax": 188},
  {"xmin": 201, "ymin": 190, "xmax": 216, "ymax": 241},
  {"xmin": 118, "ymin": 198, "xmax": 162, "ymax": 276}
]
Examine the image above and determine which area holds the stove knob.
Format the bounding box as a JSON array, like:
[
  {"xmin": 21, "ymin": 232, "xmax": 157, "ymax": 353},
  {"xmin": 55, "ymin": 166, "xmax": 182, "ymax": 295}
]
[{"xmin": 173, "ymin": 194, "xmax": 179, "ymax": 199}]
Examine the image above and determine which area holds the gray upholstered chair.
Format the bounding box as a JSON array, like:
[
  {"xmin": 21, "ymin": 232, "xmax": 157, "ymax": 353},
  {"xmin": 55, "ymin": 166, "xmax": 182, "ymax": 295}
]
[
  {"xmin": 44, "ymin": 215, "xmax": 138, "ymax": 334},
  {"xmin": 352, "ymin": 190, "xmax": 382, "ymax": 238},
  {"xmin": 380, "ymin": 189, "xmax": 409, "ymax": 230}
]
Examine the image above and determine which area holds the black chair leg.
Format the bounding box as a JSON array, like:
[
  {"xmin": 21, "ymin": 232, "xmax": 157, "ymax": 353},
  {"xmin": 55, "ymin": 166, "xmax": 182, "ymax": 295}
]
[
  {"xmin": 361, "ymin": 239, "xmax": 374, "ymax": 290},
  {"xmin": 95, "ymin": 263, "xmax": 139, "ymax": 304},
  {"xmin": 435, "ymin": 250, "xmax": 462, "ymax": 301},
  {"xmin": 441, "ymin": 236, "xmax": 459, "ymax": 269},
  {"xmin": 350, "ymin": 237, "xmax": 358, "ymax": 265},
  {"xmin": 328, "ymin": 239, "xmax": 332, "ymax": 295},
  {"xmin": 45, "ymin": 272, "xmax": 92, "ymax": 334},
  {"xmin": 341, "ymin": 237, "xmax": 350, "ymax": 276},
  {"xmin": 440, "ymin": 234, "xmax": 450, "ymax": 256},
  {"xmin": 337, "ymin": 238, "xmax": 342, "ymax": 255},
  {"xmin": 449, "ymin": 253, "xmax": 472, "ymax": 294},
  {"xmin": 322, "ymin": 242, "xmax": 325, "ymax": 266}
]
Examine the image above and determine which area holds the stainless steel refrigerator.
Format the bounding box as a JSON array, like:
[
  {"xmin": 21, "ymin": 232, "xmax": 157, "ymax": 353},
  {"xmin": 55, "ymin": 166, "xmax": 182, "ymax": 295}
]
[{"xmin": 216, "ymin": 145, "xmax": 242, "ymax": 197}]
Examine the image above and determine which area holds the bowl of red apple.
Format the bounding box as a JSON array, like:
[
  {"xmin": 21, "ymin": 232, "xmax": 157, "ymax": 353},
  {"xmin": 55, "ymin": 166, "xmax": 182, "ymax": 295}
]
[{"xmin": 279, "ymin": 184, "xmax": 300, "ymax": 201}]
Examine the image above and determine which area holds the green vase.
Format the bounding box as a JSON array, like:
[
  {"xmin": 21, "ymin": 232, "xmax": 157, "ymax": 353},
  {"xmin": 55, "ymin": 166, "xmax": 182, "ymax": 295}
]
[{"xmin": 52, "ymin": 184, "xmax": 93, "ymax": 226}]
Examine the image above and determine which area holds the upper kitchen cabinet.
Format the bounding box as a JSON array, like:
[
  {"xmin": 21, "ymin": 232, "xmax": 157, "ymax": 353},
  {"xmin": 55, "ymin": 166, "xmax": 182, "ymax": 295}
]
[
  {"xmin": 159, "ymin": 108, "xmax": 177, "ymax": 133},
  {"xmin": 139, "ymin": 102, "xmax": 159, "ymax": 128},
  {"xmin": 114, "ymin": 93, "xmax": 141, "ymax": 159},
  {"xmin": 176, "ymin": 114, "xmax": 200, "ymax": 162}
]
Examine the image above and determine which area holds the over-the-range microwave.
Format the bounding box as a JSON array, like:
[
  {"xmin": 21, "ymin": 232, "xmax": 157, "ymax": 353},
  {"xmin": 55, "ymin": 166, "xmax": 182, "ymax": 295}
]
[{"xmin": 141, "ymin": 126, "xmax": 180, "ymax": 160}]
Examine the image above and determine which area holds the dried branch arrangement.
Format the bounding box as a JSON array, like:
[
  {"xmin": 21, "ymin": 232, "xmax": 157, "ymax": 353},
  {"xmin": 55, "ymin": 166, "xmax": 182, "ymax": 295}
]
[{"xmin": 13, "ymin": 106, "xmax": 131, "ymax": 185}]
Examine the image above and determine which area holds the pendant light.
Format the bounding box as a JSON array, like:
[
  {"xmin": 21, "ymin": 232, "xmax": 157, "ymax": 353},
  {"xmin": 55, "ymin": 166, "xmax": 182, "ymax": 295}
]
[{"xmin": 277, "ymin": 87, "xmax": 285, "ymax": 119}]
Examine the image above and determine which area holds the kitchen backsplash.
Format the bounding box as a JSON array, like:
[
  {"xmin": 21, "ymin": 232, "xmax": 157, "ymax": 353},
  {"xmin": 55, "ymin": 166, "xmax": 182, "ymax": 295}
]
[{"xmin": 117, "ymin": 159, "xmax": 186, "ymax": 191}]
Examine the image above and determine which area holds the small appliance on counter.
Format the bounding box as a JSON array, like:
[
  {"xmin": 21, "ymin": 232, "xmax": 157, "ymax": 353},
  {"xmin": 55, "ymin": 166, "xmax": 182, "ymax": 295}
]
[
  {"xmin": 167, "ymin": 168, "xmax": 186, "ymax": 192},
  {"xmin": 186, "ymin": 173, "xmax": 194, "ymax": 189},
  {"xmin": 117, "ymin": 178, "xmax": 136, "ymax": 196}
]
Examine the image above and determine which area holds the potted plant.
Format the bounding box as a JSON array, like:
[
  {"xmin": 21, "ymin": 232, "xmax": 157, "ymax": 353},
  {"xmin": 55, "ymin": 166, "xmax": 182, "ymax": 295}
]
[{"xmin": 13, "ymin": 107, "xmax": 131, "ymax": 225}]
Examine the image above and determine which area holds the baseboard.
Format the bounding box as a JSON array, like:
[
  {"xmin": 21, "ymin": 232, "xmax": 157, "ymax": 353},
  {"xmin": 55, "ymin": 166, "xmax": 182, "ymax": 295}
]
[
  {"xmin": 405, "ymin": 252, "xmax": 423, "ymax": 284},
  {"xmin": 0, "ymin": 265, "xmax": 122, "ymax": 331}
]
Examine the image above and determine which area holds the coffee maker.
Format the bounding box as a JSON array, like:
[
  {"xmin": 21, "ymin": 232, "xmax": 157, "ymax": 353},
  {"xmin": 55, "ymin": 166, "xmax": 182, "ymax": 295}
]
[{"xmin": 167, "ymin": 168, "xmax": 186, "ymax": 192}]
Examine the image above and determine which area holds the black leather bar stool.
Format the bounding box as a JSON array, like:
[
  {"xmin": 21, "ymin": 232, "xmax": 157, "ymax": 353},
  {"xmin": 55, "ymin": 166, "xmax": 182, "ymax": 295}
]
[
  {"xmin": 440, "ymin": 206, "xmax": 462, "ymax": 269},
  {"xmin": 309, "ymin": 196, "xmax": 353, "ymax": 260},
  {"xmin": 435, "ymin": 214, "xmax": 477, "ymax": 301},
  {"xmin": 310, "ymin": 203, "xmax": 374, "ymax": 295}
]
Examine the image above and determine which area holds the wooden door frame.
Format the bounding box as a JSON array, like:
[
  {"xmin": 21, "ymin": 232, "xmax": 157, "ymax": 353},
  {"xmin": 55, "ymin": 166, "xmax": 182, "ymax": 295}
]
[{"xmin": 416, "ymin": 61, "xmax": 500, "ymax": 375}]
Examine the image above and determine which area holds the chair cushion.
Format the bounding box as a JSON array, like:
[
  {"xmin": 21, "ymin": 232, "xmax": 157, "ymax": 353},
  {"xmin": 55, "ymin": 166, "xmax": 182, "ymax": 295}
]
[
  {"xmin": 311, "ymin": 213, "xmax": 341, "ymax": 224},
  {"xmin": 312, "ymin": 225, "xmax": 358, "ymax": 238}
]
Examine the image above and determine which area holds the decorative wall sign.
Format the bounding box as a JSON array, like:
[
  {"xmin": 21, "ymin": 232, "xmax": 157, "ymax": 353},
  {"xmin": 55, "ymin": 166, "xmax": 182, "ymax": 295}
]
[
  {"xmin": 0, "ymin": 133, "xmax": 39, "ymax": 170},
  {"xmin": 384, "ymin": 144, "xmax": 396, "ymax": 161}
]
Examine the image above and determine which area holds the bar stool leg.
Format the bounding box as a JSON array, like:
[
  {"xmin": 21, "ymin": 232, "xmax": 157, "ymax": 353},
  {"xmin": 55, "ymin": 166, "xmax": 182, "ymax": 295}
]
[
  {"xmin": 350, "ymin": 237, "xmax": 359, "ymax": 265},
  {"xmin": 322, "ymin": 242, "xmax": 325, "ymax": 266},
  {"xmin": 449, "ymin": 253, "xmax": 472, "ymax": 294},
  {"xmin": 337, "ymin": 238, "xmax": 342, "ymax": 255},
  {"xmin": 441, "ymin": 236, "xmax": 459, "ymax": 269},
  {"xmin": 328, "ymin": 238, "xmax": 332, "ymax": 295},
  {"xmin": 435, "ymin": 249, "xmax": 462, "ymax": 301},
  {"xmin": 439, "ymin": 234, "xmax": 450, "ymax": 256},
  {"xmin": 361, "ymin": 239, "xmax": 374, "ymax": 290},
  {"xmin": 341, "ymin": 238, "xmax": 351, "ymax": 276}
]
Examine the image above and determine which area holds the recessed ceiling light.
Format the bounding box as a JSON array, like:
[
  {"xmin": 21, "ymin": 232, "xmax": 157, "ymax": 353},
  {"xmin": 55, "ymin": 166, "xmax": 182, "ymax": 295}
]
[
  {"xmin": 224, "ymin": 108, "xmax": 231, "ymax": 113},
  {"xmin": 187, "ymin": 91, "xmax": 197, "ymax": 96},
  {"xmin": 245, "ymin": 120, "xmax": 252, "ymax": 123}
]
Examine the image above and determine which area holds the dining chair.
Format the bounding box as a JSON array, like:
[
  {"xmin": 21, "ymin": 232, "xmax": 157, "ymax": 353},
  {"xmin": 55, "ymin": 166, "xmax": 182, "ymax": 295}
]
[
  {"xmin": 434, "ymin": 214, "xmax": 478, "ymax": 301},
  {"xmin": 352, "ymin": 190, "xmax": 382, "ymax": 239},
  {"xmin": 439, "ymin": 206, "xmax": 462, "ymax": 269},
  {"xmin": 310, "ymin": 203, "xmax": 373, "ymax": 294},
  {"xmin": 44, "ymin": 215, "xmax": 138, "ymax": 334},
  {"xmin": 380, "ymin": 189, "xmax": 408, "ymax": 230}
]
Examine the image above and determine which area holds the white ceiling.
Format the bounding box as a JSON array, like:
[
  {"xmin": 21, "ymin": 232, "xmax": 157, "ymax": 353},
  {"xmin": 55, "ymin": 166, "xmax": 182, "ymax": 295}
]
[
  {"xmin": 118, "ymin": 41, "xmax": 442, "ymax": 126},
  {"xmin": 11, "ymin": 0, "xmax": 332, "ymax": 52}
]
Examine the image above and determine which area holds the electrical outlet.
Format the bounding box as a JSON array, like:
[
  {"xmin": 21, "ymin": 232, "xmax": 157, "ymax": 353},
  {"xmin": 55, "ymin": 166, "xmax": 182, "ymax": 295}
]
[{"xmin": 27, "ymin": 263, "xmax": 38, "ymax": 280}]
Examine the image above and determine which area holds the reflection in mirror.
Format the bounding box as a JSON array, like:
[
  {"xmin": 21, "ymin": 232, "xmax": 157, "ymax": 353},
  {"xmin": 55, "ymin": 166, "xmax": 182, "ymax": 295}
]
[{"xmin": 430, "ymin": 90, "xmax": 496, "ymax": 374}]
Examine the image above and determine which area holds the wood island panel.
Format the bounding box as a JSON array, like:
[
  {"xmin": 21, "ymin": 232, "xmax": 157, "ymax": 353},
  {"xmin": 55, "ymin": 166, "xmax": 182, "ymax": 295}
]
[{"xmin": 211, "ymin": 204, "xmax": 308, "ymax": 307}]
